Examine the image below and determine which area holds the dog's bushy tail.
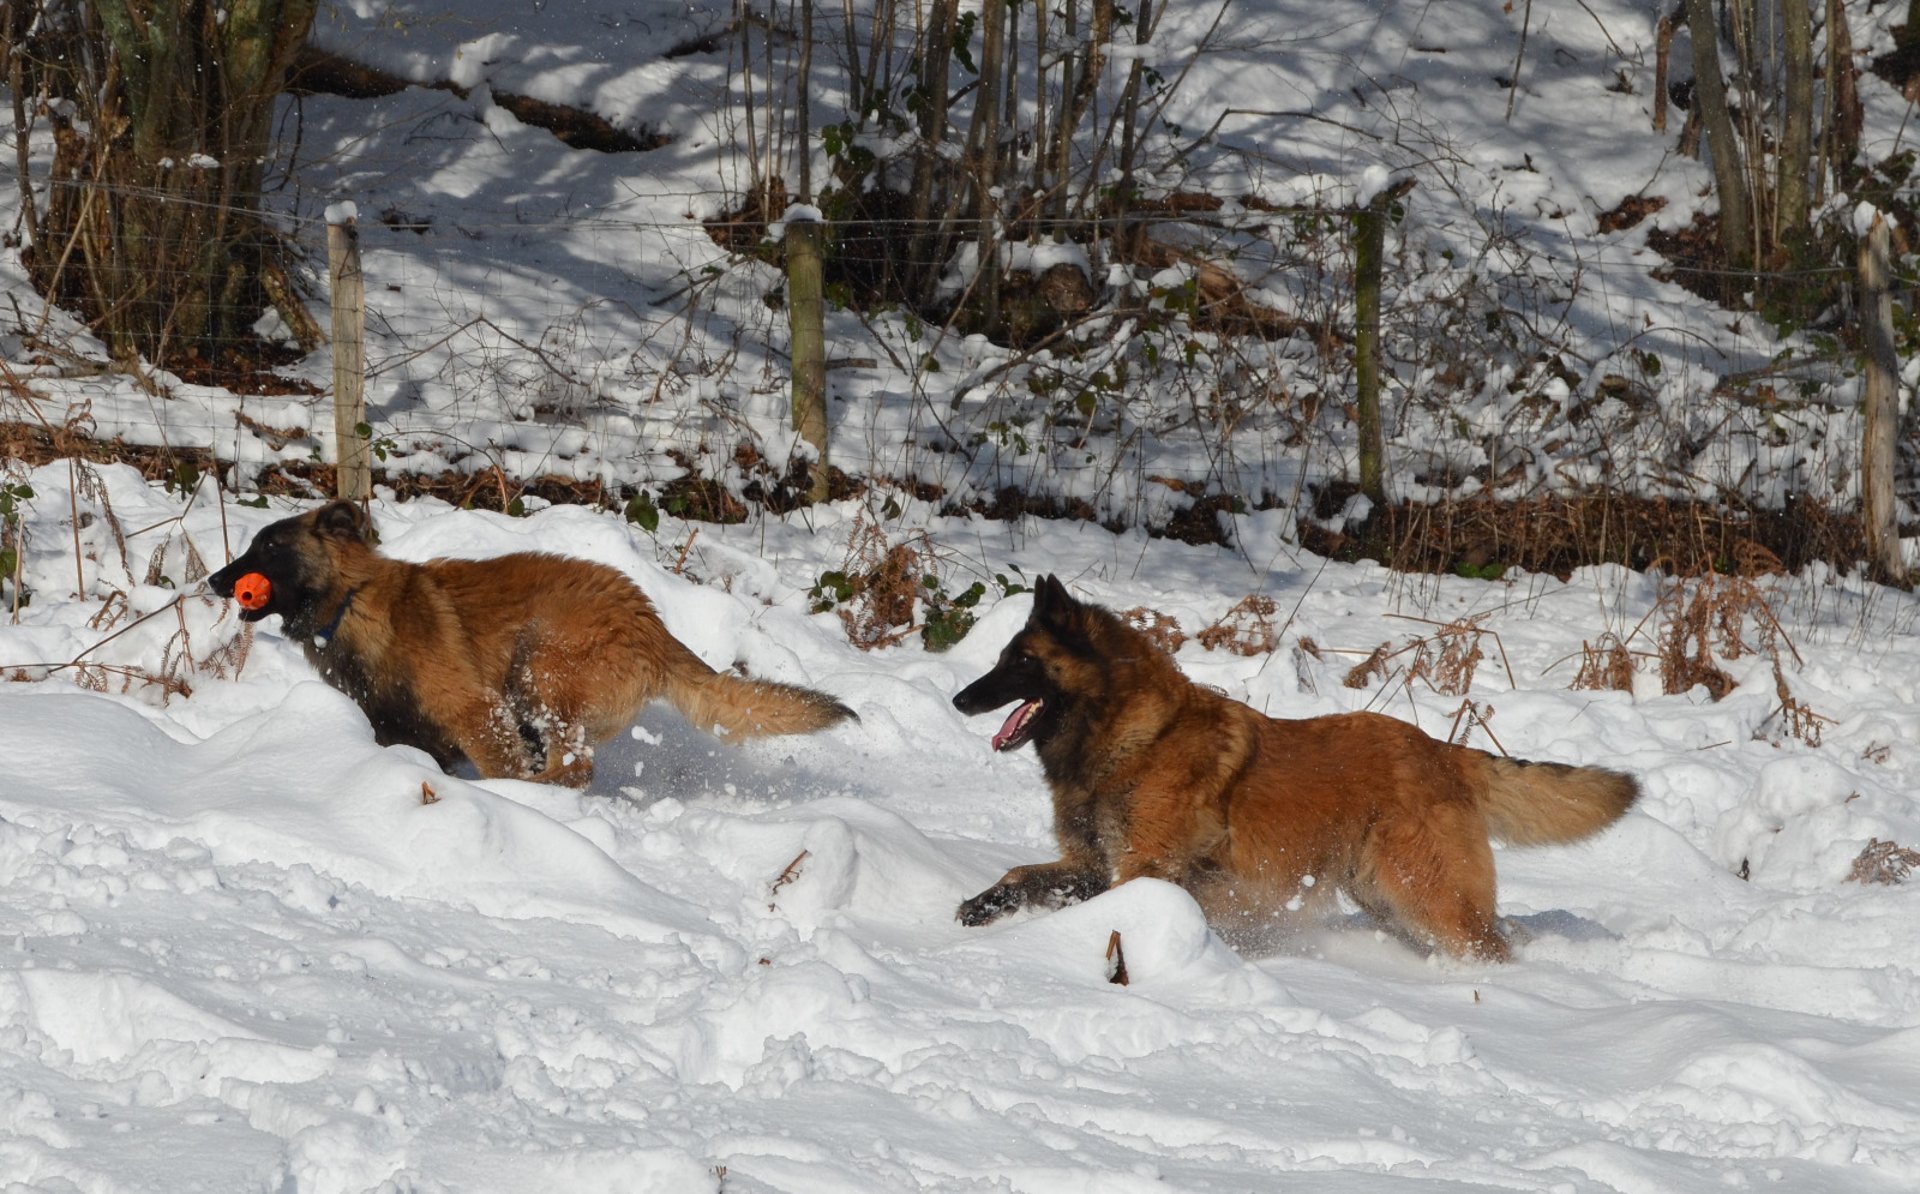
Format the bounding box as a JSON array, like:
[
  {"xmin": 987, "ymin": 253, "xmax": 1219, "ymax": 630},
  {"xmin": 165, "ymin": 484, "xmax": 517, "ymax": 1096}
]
[
  {"xmin": 661, "ymin": 643, "xmax": 855, "ymax": 740},
  {"xmin": 1472, "ymin": 755, "xmax": 1639, "ymax": 846}
]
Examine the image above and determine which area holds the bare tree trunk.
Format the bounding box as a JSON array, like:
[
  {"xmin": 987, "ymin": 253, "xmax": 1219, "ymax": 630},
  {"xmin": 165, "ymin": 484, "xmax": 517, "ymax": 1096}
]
[
  {"xmin": 972, "ymin": 0, "xmax": 1007, "ymax": 334},
  {"xmin": 1776, "ymin": 0, "xmax": 1812, "ymax": 242},
  {"xmin": 1049, "ymin": 0, "xmax": 1079, "ymax": 228},
  {"xmin": 797, "ymin": 0, "xmax": 814, "ymax": 202},
  {"xmin": 1859, "ymin": 213, "xmax": 1905, "ymax": 584},
  {"xmin": 1114, "ymin": 0, "xmax": 1155, "ymax": 199},
  {"xmin": 1683, "ymin": 0, "xmax": 1754, "ymax": 269},
  {"xmin": 4, "ymin": 1, "xmax": 39, "ymax": 249},
  {"xmin": 736, "ymin": 0, "xmax": 763, "ymax": 205},
  {"xmin": 15, "ymin": 0, "xmax": 318, "ymax": 366},
  {"xmin": 1058, "ymin": 0, "xmax": 1113, "ymax": 224},
  {"xmin": 907, "ymin": 0, "xmax": 956, "ymax": 293},
  {"xmin": 1826, "ymin": 0, "xmax": 1861, "ymax": 176}
]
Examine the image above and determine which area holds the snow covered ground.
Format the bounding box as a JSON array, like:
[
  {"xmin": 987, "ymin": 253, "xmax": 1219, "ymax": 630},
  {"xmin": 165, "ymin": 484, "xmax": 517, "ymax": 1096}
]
[
  {"xmin": 2, "ymin": 462, "xmax": 1919, "ymax": 1192},
  {"xmin": 6, "ymin": 0, "xmax": 1920, "ymax": 1189}
]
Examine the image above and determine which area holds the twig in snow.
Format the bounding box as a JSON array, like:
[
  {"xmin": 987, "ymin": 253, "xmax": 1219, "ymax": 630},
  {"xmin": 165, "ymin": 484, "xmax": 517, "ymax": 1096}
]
[
  {"xmin": 768, "ymin": 849, "xmax": 811, "ymax": 910},
  {"xmin": 1105, "ymin": 930, "xmax": 1129, "ymax": 985}
]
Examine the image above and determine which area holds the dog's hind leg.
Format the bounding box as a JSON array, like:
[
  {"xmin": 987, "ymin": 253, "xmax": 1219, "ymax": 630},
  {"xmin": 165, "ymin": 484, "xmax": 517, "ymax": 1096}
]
[
  {"xmin": 1354, "ymin": 803, "xmax": 1510, "ymax": 962},
  {"xmin": 499, "ymin": 629, "xmax": 596, "ymax": 787},
  {"xmin": 525, "ymin": 720, "xmax": 595, "ymax": 788}
]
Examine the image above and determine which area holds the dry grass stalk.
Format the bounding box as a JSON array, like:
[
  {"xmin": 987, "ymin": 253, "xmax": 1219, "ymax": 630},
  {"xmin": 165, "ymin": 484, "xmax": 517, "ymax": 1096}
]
[
  {"xmin": 1122, "ymin": 607, "xmax": 1187, "ymax": 653},
  {"xmin": 673, "ymin": 526, "xmax": 700, "ymax": 576},
  {"xmin": 1847, "ymin": 838, "xmax": 1920, "ymax": 885},
  {"xmin": 1446, "ymin": 698, "xmax": 1505, "ymax": 753},
  {"xmin": 158, "ymin": 602, "xmax": 199, "ymax": 695},
  {"xmin": 1571, "ymin": 633, "xmax": 1636, "ymax": 692},
  {"xmin": 1197, "ymin": 595, "xmax": 1277, "ymax": 656},
  {"xmin": 88, "ymin": 589, "xmax": 129, "ymax": 632}
]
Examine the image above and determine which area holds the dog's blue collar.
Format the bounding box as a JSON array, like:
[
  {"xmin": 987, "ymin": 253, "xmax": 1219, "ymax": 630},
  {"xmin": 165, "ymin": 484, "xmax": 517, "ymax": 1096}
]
[{"xmin": 314, "ymin": 585, "xmax": 361, "ymax": 647}]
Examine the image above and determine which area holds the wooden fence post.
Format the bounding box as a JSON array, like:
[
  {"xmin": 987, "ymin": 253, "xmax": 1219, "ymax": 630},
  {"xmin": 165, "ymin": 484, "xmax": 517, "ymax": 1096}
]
[
  {"xmin": 327, "ymin": 202, "xmax": 371, "ymax": 503},
  {"xmin": 1353, "ymin": 179, "xmax": 1413, "ymax": 511},
  {"xmin": 786, "ymin": 212, "xmax": 831, "ymax": 504},
  {"xmin": 1859, "ymin": 210, "xmax": 1906, "ymax": 584}
]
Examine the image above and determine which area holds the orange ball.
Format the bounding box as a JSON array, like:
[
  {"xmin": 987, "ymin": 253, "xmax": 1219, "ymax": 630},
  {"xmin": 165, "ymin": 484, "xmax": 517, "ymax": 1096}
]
[{"xmin": 233, "ymin": 572, "xmax": 272, "ymax": 611}]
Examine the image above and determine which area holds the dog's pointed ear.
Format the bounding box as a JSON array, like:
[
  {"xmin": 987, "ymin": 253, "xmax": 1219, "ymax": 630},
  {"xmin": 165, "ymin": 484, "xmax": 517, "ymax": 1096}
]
[
  {"xmin": 314, "ymin": 500, "xmax": 369, "ymax": 542},
  {"xmin": 1032, "ymin": 574, "xmax": 1074, "ymax": 623}
]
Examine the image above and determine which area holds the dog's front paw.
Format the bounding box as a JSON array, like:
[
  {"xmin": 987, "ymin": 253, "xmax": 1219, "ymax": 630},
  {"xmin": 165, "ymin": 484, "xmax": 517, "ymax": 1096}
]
[{"xmin": 957, "ymin": 883, "xmax": 1024, "ymax": 927}]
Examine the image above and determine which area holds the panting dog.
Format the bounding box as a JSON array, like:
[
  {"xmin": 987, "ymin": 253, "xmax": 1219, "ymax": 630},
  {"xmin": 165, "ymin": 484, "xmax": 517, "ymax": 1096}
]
[{"xmin": 951, "ymin": 575, "xmax": 1637, "ymax": 961}]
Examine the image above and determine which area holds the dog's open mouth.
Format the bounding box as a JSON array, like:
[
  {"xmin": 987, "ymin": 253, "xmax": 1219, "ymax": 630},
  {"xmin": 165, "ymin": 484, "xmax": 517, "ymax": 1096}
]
[{"xmin": 992, "ymin": 699, "xmax": 1043, "ymax": 751}]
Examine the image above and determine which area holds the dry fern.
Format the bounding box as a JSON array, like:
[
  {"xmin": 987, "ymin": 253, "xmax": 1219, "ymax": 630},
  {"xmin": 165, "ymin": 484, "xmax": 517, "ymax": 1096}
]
[
  {"xmin": 1571, "ymin": 633, "xmax": 1636, "ymax": 692},
  {"xmin": 1650, "ymin": 572, "xmax": 1800, "ymax": 703},
  {"xmin": 1405, "ymin": 618, "xmax": 1489, "ymax": 697},
  {"xmin": 1197, "ymin": 595, "xmax": 1277, "ymax": 656},
  {"xmin": 1765, "ymin": 659, "xmax": 1832, "ymax": 748},
  {"xmin": 1847, "ymin": 838, "xmax": 1920, "ymax": 885},
  {"xmin": 201, "ymin": 622, "xmax": 255, "ymax": 680},
  {"xmin": 1343, "ymin": 642, "xmax": 1393, "ymax": 689},
  {"xmin": 1122, "ymin": 607, "xmax": 1187, "ymax": 653},
  {"xmin": 829, "ymin": 514, "xmax": 921, "ymax": 650}
]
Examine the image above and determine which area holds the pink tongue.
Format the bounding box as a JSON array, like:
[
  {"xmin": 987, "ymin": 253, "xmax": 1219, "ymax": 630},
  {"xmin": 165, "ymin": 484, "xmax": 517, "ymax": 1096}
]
[{"xmin": 991, "ymin": 701, "xmax": 1036, "ymax": 750}]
